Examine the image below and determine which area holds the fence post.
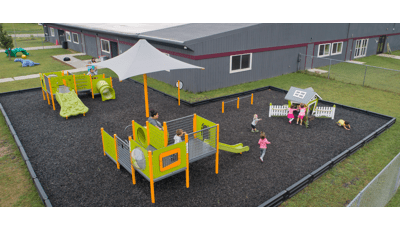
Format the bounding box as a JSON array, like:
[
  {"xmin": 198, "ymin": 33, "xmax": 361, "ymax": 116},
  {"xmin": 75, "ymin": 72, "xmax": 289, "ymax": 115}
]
[
  {"xmin": 363, "ymin": 66, "xmax": 367, "ymax": 86},
  {"xmin": 328, "ymin": 59, "xmax": 331, "ymax": 79},
  {"xmin": 269, "ymin": 103, "xmax": 272, "ymax": 117},
  {"xmin": 237, "ymin": 97, "xmax": 240, "ymax": 109},
  {"xmin": 251, "ymin": 93, "xmax": 254, "ymax": 105},
  {"xmin": 222, "ymin": 101, "xmax": 224, "ymax": 113}
]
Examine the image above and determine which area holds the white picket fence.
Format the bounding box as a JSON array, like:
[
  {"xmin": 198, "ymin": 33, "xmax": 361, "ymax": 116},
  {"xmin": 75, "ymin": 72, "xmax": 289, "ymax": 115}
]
[
  {"xmin": 312, "ymin": 105, "xmax": 336, "ymax": 119},
  {"xmin": 269, "ymin": 103, "xmax": 336, "ymax": 119},
  {"xmin": 269, "ymin": 104, "xmax": 289, "ymax": 117}
]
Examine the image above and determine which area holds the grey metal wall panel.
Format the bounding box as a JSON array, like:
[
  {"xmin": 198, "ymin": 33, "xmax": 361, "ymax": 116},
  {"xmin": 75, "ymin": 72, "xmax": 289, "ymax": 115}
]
[
  {"xmin": 84, "ymin": 35, "xmax": 97, "ymax": 57},
  {"xmin": 149, "ymin": 46, "xmax": 306, "ymax": 93},
  {"xmin": 386, "ymin": 34, "xmax": 400, "ymax": 52},
  {"xmin": 305, "ymin": 44, "xmax": 314, "ymax": 69},
  {"xmin": 66, "ymin": 32, "xmax": 83, "ymax": 53},
  {"xmin": 345, "ymin": 39, "xmax": 353, "ymax": 60},
  {"xmin": 348, "ymin": 23, "xmax": 395, "ymax": 38}
]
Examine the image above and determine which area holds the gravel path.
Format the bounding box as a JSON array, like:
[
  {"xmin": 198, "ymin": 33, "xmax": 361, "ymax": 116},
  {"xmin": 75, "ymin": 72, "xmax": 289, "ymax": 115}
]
[{"xmin": 0, "ymin": 81, "xmax": 388, "ymax": 206}]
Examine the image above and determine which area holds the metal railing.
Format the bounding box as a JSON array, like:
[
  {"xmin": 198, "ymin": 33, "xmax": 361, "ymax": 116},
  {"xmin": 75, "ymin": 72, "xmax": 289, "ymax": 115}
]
[{"xmin": 348, "ymin": 152, "xmax": 400, "ymax": 207}]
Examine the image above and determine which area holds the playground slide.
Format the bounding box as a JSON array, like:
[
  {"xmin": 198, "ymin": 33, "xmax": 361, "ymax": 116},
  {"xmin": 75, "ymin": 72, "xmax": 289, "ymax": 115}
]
[
  {"xmin": 218, "ymin": 142, "xmax": 249, "ymax": 154},
  {"xmin": 96, "ymin": 80, "xmax": 115, "ymax": 101},
  {"xmin": 56, "ymin": 90, "xmax": 89, "ymax": 118}
]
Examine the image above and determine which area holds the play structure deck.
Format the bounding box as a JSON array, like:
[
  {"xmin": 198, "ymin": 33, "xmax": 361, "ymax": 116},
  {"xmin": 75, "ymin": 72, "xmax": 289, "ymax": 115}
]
[
  {"xmin": 40, "ymin": 71, "xmax": 115, "ymax": 118},
  {"xmin": 101, "ymin": 113, "xmax": 249, "ymax": 203}
]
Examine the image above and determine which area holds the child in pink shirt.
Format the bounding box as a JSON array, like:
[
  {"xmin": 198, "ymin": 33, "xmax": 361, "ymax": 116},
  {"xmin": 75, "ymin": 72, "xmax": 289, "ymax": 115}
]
[
  {"xmin": 297, "ymin": 104, "xmax": 307, "ymax": 126},
  {"xmin": 258, "ymin": 132, "xmax": 271, "ymax": 163},
  {"xmin": 287, "ymin": 105, "xmax": 298, "ymax": 124}
]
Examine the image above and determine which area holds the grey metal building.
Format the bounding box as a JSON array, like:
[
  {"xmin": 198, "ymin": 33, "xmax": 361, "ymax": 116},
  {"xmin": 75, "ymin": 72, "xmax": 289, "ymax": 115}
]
[{"xmin": 42, "ymin": 23, "xmax": 400, "ymax": 93}]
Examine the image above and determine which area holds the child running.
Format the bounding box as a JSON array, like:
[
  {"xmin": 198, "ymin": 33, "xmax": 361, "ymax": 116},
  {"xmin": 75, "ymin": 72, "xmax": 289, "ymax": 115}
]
[
  {"xmin": 174, "ymin": 129, "xmax": 186, "ymax": 144},
  {"xmin": 297, "ymin": 104, "xmax": 307, "ymax": 126},
  {"xmin": 251, "ymin": 114, "xmax": 262, "ymax": 132},
  {"xmin": 258, "ymin": 131, "xmax": 271, "ymax": 163},
  {"xmin": 287, "ymin": 105, "xmax": 298, "ymax": 124}
]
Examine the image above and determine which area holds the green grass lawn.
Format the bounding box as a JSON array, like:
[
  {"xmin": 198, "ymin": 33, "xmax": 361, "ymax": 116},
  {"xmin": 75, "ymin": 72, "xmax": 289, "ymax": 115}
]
[
  {"xmin": 13, "ymin": 37, "xmax": 54, "ymax": 48},
  {"xmin": 1, "ymin": 55, "xmax": 399, "ymax": 206},
  {"xmin": 316, "ymin": 54, "xmax": 400, "ymax": 94},
  {"xmin": 388, "ymin": 50, "xmax": 400, "ymax": 56},
  {"xmin": 0, "ymin": 48, "xmax": 76, "ymax": 79},
  {"xmin": 74, "ymin": 55, "xmax": 95, "ymax": 61},
  {"xmin": 1, "ymin": 23, "xmax": 44, "ymax": 34},
  {"xmin": 386, "ymin": 188, "xmax": 400, "ymax": 207}
]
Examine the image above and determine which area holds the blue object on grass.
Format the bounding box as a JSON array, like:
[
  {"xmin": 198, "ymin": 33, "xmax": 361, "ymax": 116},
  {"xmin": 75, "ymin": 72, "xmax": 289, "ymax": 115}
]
[{"xmin": 14, "ymin": 58, "xmax": 40, "ymax": 67}]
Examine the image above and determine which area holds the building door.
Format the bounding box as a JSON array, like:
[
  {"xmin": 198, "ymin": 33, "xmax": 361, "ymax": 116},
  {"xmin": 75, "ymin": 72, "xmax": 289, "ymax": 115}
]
[
  {"xmin": 376, "ymin": 35, "xmax": 386, "ymax": 54},
  {"xmin": 110, "ymin": 41, "xmax": 118, "ymax": 58},
  {"xmin": 58, "ymin": 30, "xmax": 65, "ymax": 44},
  {"xmin": 305, "ymin": 43, "xmax": 314, "ymax": 70}
]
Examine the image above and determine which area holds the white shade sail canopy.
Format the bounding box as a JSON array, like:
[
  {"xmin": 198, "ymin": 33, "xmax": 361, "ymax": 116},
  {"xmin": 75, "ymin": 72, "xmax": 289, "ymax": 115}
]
[{"xmin": 92, "ymin": 39, "xmax": 204, "ymax": 81}]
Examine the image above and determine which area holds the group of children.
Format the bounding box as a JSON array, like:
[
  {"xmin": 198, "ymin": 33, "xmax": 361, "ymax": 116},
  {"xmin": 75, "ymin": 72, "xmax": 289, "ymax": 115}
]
[{"xmin": 287, "ymin": 103, "xmax": 307, "ymax": 125}]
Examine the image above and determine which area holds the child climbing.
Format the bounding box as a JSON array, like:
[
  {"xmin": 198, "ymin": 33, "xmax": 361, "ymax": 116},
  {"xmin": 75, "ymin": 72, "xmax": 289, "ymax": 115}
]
[
  {"xmin": 297, "ymin": 104, "xmax": 307, "ymax": 125},
  {"xmin": 258, "ymin": 131, "xmax": 271, "ymax": 163},
  {"xmin": 251, "ymin": 114, "xmax": 262, "ymax": 132},
  {"xmin": 287, "ymin": 105, "xmax": 298, "ymax": 124},
  {"xmin": 174, "ymin": 129, "xmax": 187, "ymax": 144},
  {"xmin": 337, "ymin": 119, "xmax": 351, "ymax": 130}
]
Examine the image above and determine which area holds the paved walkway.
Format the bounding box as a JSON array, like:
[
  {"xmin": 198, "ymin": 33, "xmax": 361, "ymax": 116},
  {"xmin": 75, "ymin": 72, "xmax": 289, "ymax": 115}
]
[
  {"xmin": 13, "ymin": 34, "xmax": 45, "ymax": 38},
  {"xmin": 0, "ymin": 53, "xmax": 103, "ymax": 83},
  {"xmin": 377, "ymin": 53, "xmax": 400, "ymax": 60},
  {"xmin": 0, "ymin": 45, "xmax": 62, "ymax": 52}
]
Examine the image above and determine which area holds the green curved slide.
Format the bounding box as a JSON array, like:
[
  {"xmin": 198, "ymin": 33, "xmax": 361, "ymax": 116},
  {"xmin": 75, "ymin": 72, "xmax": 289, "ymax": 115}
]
[
  {"xmin": 56, "ymin": 90, "xmax": 89, "ymax": 118},
  {"xmin": 97, "ymin": 80, "xmax": 115, "ymax": 101},
  {"xmin": 219, "ymin": 142, "xmax": 249, "ymax": 153}
]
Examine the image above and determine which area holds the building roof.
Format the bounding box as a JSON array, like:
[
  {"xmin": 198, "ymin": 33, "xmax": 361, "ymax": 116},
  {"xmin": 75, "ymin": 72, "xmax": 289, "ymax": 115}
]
[
  {"xmin": 53, "ymin": 23, "xmax": 258, "ymax": 45},
  {"xmin": 284, "ymin": 86, "xmax": 322, "ymax": 104}
]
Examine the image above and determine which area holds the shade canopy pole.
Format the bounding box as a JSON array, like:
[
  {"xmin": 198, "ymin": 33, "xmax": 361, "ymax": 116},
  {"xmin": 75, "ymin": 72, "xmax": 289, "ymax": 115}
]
[{"xmin": 143, "ymin": 74, "xmax": 149, "ymax": 118}]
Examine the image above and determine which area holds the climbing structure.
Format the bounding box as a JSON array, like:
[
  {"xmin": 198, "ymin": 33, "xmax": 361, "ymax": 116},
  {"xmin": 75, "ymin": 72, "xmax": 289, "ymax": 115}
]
[{"xmin": 101, "ymin": 114, "xmax": 249, "ymax": 203}]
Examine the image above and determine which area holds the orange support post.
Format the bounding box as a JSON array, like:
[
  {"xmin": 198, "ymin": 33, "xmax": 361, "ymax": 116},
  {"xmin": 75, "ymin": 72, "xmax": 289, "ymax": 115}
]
[
  {"xmin": 237, "ymin": 97, "xmax": 240, "ymax": 109},
  {"xmin": 132, "ymin": 120, "xmax": 136, "ymax": 141},
  {"xmin": 222, "ymin": 101, "xmax": 224, "ymax": 113},
  {"xmin": 114, "ymin": 134, "xmax": 120, "ymax": 169},
  {"xmin": 101, "ymin": 128, "xmax": 105, "ymax": 156},
  {"xmin": 148, "ymin": 150, "xmax": 155, "ymax": 203},
  {"xmin": 103, "ymin": 73, "xmax": 105, "ymax": 79},
  {"xmin": 110, "ymin": 77, "xmax": 113, "ymax": 88},
  {"xmin": 216, "ymin": 124, "xmax": 220, "ymax": 174},
  {"xmin": 62, "ymin": 79, "xmax": 67, "ymax": 86},
  {"xmin": 185, "ymin": 134, "xmax": 189, "ymax": 188},
  {"xmin": 90, "ymin": 76, "xmax": 94, "ymax": 99},
  {"xmin": 163, "ymin": 122, "xmax": 168, "ymax": 147},
  {"xmin": 146, "ymin": 121, "xmax": 150, "ymax": 146},
  {"xmin": 129, "ymin": 136, "xmax": 136, "ymax": 185},
  {"xmin": 49, "ymin": 78, "xmax": 55, "ymax": 111},
  {"xmin": 144, "ymin": 74, "xmax": 150, "ymax": 118},
  {"xmin": 46, "ymin": 89, "xmax": 50, "ymax": 105},
  {"xmin": 251, "ymin": 93, "xmax": 254, "ymax": 105},
  {"xmin": 193, "ymin": 113, "xmax": 197, "ymax": 133},
  {"xmin": 178, "ymin": 80, "xmax": 180, "ymax": 106},
  {"xmin": 62, "ymin": 70, "xmax": 64, "ymax": 76},
  {"xmin": 73, "ymin": 75, "xmax": 77, "ymax": 94}
]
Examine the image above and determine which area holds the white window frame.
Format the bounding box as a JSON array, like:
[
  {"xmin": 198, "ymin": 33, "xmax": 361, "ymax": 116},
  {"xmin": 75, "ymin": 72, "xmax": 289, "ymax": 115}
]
[
  {"xmin": 101, "ymin": 39, "xmax": 110, "ymax": 53},
  {"xmin": 293, "ymin": 90, "xmax": 307, "ymax": 99},
  {"xmin": 331, "ymin": 42, "xmax": 343, "ymax": 56},
  {"xmin": 65, "ymin": 31, "xmax": 71, "ymax": 42},
  {"xmin": 72, "ymin": 32, "xmax": 79, "ymax": 44},
  {"xmin": 229, "ymin": 53, "xmax": 252, "ymax": 74},
  {"xmin": 50, "ymin": 28, "xmax": 55, "ymax": 37},
  {"xmin": 354, "ymin": 39, "xmax": 368, "ymax": 58},
  {"xmin": 317, "ymin": 43, "xmax": 331, "ymax": 57}
]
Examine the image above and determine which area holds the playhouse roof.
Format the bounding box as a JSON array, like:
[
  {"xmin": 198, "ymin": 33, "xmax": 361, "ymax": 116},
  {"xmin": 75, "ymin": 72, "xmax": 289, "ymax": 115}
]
[
  {"xmin": 284, "ymin": 87, "xmax": 322, "ymax": 104},
  {"xmin": 92, "ymin": 39, "xmax": 204, "ymax": 81}
]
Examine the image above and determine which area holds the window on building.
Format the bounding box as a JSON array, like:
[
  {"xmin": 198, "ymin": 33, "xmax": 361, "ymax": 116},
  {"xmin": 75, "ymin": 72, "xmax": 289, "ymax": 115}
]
[
  {"xmin": 354, "ymin": 39, "xmax": 368, "ymax": 58},
  {"xmin": 72, "ymin": 33, "xmax": 79, "ymax": 44},
  {"xmin": 50, "ymin": 28, "xmax": 55, "ymax": 37},
  {"xmin": 331, "ymin": 42, "xmax": 343, "ymax": 55},
  {"xmin": 230, "ymin": 53, "xmax": 252, "ymax": 73},
  {"xmin": 318, "ymin": 43, "xmax": 331, "ymax": 57},
  {"xmin": 101, "ymin": 39, "xmax": 110, "ymax": 53},
  {"xmin": 65, "ymin": 31, "xmax": 71, "ymax": 42},
  {"xmin": 293, "ymin": 90, "xmax": 307, "ymax": 99}
]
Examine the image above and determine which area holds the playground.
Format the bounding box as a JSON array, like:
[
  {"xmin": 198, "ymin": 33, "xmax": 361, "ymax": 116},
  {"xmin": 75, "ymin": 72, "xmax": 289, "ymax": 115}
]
[{"xmin": 0, "ymin": 78, "xmax": 389, "ymax": 207}]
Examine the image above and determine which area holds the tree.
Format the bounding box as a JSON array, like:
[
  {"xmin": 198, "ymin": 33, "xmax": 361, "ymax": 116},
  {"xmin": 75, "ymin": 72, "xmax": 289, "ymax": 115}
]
[{"xmin": 0, "ymin": 24, "xmax": 15, "ymax": 61}]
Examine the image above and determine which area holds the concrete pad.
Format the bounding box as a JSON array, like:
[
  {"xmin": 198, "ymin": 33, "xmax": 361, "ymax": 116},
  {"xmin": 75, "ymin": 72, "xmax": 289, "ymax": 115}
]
[
  {"xmin": 377, "ymin": 54, "xmax": 400, "ymax": 60},
  {"xmin": 14, "ymin": 74, "xmax": 41, "ymax": 80},
  {"xmin": 0, "ymin": 78, "xmax": 15, "ymax": 83},
  {"xmin": 346, "ymin": 60, "xmax": 365, "ymax": 65},
  {"xmin": 307, "ymin": 68, "xmax": 328, "ymax": 74}
]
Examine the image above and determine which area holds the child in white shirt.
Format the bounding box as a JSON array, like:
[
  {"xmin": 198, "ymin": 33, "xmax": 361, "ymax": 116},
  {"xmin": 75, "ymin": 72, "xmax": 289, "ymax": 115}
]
[{"xmin": 174, "ymin": 129, "xmax": 186, "ymax": 144}]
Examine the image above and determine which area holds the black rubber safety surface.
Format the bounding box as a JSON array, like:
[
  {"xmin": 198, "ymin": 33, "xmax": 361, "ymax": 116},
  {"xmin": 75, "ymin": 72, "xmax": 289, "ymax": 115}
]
[{"xmin": 0, "ymin": 80, "xmax": 388, "ymax": 206}]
